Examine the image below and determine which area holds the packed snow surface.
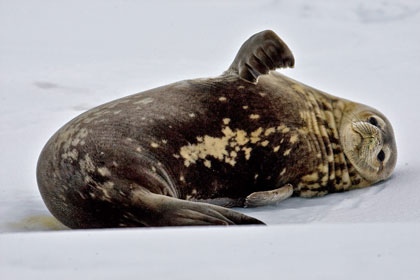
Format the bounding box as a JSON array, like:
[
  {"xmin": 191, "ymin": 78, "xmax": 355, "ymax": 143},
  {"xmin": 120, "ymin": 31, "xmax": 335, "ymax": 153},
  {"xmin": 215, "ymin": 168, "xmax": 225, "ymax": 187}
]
[{"xmin": 1, "ymin": 0, "xmax": 420, "ymax": 279}]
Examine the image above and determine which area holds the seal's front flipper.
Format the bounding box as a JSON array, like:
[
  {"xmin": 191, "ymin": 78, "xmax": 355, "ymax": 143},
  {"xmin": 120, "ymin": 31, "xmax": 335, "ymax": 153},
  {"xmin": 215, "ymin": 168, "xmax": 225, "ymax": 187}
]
[
  {"xmin": 226, "ymin": 30, "xmax": 295, "ymax": 83},
  {"xmin": 133, "ymin": 190, "xmax": 265, "ymax": 226},
  {"xmin": 244, "ymin": 184, "xmax": 293, "ymax": 208}
]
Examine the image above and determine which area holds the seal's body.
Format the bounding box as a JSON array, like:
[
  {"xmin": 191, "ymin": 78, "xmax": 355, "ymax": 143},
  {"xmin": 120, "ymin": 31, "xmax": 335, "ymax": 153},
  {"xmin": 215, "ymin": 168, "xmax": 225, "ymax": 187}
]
[{"xmin": 37, "ymin": 30, "xmax": 397, "ymax": 228}]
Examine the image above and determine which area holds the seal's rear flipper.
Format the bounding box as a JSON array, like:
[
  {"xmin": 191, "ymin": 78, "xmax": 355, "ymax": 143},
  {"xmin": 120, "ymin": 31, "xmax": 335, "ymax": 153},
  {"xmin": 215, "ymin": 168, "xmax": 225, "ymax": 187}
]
[
  {"xmin": 190, "ymin": 197, "xmax": 244, "ymax": 208},
  {"xmin": 244, "ymin": 184, "xmax": 293, "ymax": 208},
  {"xmin": 132, "ymin": 190, "xmax": 265, "ymax": 226},
  {"xmin": 225, "ymin": 30, "xmax": 295, "ymax": 83}
]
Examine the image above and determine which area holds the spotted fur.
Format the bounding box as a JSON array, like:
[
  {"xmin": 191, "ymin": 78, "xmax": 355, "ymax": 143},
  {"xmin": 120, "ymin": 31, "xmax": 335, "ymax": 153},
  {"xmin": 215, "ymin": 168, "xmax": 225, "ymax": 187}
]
[{"xmin": 37, "ymin": 30, "xmax": 396, "ymax": 228}]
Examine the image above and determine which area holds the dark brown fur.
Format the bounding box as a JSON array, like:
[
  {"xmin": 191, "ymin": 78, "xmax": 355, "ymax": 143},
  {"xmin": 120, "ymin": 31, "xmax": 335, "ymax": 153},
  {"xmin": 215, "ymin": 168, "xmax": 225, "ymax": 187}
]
[{"xmin": 37, "ymin": 30, "xmax": 395, "ymax": 228}]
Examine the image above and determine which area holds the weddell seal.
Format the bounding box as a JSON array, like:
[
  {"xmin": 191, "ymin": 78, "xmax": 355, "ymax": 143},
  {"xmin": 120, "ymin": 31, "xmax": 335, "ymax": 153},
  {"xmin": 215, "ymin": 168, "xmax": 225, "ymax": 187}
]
[{"xmin": 37, "ymin": 30, "xmax": 397, "ymax": 228}]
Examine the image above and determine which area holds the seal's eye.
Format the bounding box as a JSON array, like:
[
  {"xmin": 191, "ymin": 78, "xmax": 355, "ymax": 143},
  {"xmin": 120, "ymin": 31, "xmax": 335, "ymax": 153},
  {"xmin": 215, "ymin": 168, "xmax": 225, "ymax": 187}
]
[
  {"xmin": 368, "ymin": 117, "xmax": 379, "ymax": 127},
  {"xmin": 377, "ymin": 150, "xmax": 385, "ymax": 162}
]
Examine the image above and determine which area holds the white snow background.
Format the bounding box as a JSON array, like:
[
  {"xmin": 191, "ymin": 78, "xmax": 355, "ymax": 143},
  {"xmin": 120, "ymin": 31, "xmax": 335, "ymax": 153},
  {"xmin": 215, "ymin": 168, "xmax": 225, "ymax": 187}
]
[{"xmin": 1, "ymin": 0, "xmax": 420, "ymax": 279}]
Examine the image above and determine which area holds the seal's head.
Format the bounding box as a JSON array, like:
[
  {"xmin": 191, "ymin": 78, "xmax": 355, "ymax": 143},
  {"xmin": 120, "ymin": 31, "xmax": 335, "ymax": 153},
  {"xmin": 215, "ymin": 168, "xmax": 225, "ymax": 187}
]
[{"xmin": 339, "ymin": 102, "xmax": 397, "ymax": 184}]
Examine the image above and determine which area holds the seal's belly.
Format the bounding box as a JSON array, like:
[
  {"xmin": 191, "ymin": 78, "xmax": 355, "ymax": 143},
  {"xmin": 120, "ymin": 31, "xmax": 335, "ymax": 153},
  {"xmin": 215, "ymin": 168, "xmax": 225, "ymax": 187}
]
[
  {"xmin": 99, "ymin": 77, "xmax": 320, "ymax": 200},
  {"xmin": 169, "ymin": 119, "xmax": 310, "ymax": 200}
]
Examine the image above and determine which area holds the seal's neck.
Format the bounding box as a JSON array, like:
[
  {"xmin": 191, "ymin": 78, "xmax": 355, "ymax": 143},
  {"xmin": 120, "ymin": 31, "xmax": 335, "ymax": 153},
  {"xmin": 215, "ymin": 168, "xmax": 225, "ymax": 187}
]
[
  {"xmin": 272, "ymin": 73, "xmax": 369, "ymax": 193},
  {"xmin": 332, "ymin": 99, "xmax": 374, "ymax": 189},
  {"xmin": 308, "ymin": 90, "xmax": 354, "ymax": 192},
  {"xmin": 329, "ymin": 97, "xmax": 371, "ymax": 190}
]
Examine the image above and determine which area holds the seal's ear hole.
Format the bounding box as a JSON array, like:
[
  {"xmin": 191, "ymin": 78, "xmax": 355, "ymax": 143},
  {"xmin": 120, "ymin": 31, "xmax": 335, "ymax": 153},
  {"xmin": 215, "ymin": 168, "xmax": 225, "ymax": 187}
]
[
  {"xmin": 377, "ymin": 150, "xmax": 385, "ymax": 162},
  {"xmin": 368, "ymin": 117, "xmax": 379, "ymax": 127}
]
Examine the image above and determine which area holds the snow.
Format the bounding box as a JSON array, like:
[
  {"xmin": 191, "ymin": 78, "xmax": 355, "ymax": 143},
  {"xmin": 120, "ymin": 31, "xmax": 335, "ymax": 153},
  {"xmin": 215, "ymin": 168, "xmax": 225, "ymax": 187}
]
[
  {"xmin": 1, "ymin": 224, "xmax": 420, "ymax": 279},
  {"xmin": 1, "ymin": 0, "xmax": 420, "ymax": 278}
]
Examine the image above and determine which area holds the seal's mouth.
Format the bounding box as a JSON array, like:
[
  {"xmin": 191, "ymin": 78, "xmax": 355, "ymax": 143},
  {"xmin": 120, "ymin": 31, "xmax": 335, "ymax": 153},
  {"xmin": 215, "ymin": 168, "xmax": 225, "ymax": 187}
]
[
  {"xmin": 352, "ymin": 121, "xmax": 380, "ymax": 142},
  {"xmin": 352, "ymin": 121, "xmax": 382, "ymax": 158},
  {"xmin": 345, "ymin": 123, "xmax": 363, "ymax": 152},
  {"xmin": 348, "ymin": 121, "xmax": 385, "ymax": 180}
]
